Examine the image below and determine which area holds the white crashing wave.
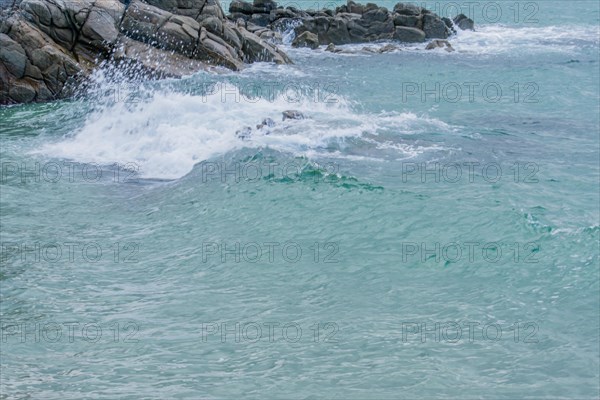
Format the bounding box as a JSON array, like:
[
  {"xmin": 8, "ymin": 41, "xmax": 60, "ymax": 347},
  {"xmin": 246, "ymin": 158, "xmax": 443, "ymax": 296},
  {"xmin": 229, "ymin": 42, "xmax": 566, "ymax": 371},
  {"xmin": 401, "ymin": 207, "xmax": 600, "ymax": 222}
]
[{"xmin": 36, "ymin": 74, "xmax": 453, "ymax": 180}]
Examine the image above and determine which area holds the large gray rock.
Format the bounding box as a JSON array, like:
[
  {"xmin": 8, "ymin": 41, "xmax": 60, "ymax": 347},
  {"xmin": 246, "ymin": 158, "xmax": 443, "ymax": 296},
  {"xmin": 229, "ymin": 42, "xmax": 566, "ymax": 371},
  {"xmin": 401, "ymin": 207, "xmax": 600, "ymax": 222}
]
[
  {"xmin": 346, "ymin": 1, "xmax": 364, "ymax": 14},
  {"xmin": 362, "ymin": 7, "xmax": 388, "ymax": 23},
  {"xmin": 453, "ymin": 13, "xmax": 474, "ymax": 30},
  {"xmin": 0, "ymin": 15, "xmax": 82, "ymax": 104},
  {"xmin": 157, "ymin": 17, "xmax": 200, "ymax": 56},
  {"xmin": 111, "ymin": 35, "xmax": 212, "ymax": 78},
  {"xmin": 326, "ymin": 17, "xmax": 351, "ymax": 44},
  {"xmin": 199, "ymin": 0, "xmax": 225, "ymax": 21},
  {"xmin": 196, "ymin": 29, "xmax": 239, "ymax": 69},
  {"xmin": 393, "ymin": 13, "xmax": 420, "ymax": 28},
  {"xmin": 230, "ymin": 0, "xmax": 253, "ymax": 14},
  {"xmin": 120, "ymin": 0, "xmax": 171, "ymax": 44},
  {"xmin": 199, "ymin": 15, "xmax": 223, "ymax": 35},
  {"xmin": 143, "ymin": 0, "xmax": 207, "ymax": 19},
  {"xmin": 0, "ymin": 33, "xmax": 27, "ymax": 78},
  {"xmin": 19, "ymin": 0, "xmax": 90, "ymax": 49},
  {"xmin": 238, "ymin": 26, "xmax": 291, "ymax": 63},
  {"xmin": 253, "ymin": 0, "xmax": 276, "ymax": 13},
  {"xmin": 292, "ymin": 30, "xmax": 318, "ymax": 49},
  {"xmin": 73, "ymin": 0, "xmax": 125, "ymax": 63},
  {"xmin": 79, "ymin": 0, "xmax": 125, "ymax": 51},
  {"xmin": 393, "ymin": 3, "xmax": 423, "ymax": 16},
  {"xmin": 393, "ymin": 26, "xmax": 426, "ymax": 42},
  {"xmin": 422, "ymin": 14, "xmax": 449, "ymax": 38},
  {"xmin": 249, "ymin": 12, "xmax": 269, "ymax": 26}
]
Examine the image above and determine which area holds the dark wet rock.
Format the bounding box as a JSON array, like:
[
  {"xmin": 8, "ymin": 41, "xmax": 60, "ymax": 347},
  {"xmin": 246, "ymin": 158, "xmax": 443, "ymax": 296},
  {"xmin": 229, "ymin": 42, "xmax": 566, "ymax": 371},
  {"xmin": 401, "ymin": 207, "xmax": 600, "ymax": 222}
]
[
  {"xmin": 249, "ymin": 12, "xmax": 270, "ymax": 26},
  {"xmin": 230, "ymin": 11, "xmax": 250, "ymax": 21},
  {"xmin": 270, "ymin": 17, "xmax": 301, "ymax": 33},
  {"xmin": 362, "ymin": 7, "xmax": 388, "ymax": 23},
  {"xmin": 282, "ymin": 110, "xmax": 305, "ymax": 120},
  {"xmin": 227, "ymin": 0, "xmax": 456, "ymax": 45},
  {"xmin": 346, "ymin": 1, "xmax": 364, "ymax": 14},
  {"xmin": 393, "ymin": 3, "xmax": 423, "ymax": 16},
  {"xmin": 2, "ymin": 0, "xmax": 468, "ymax": 104},
  {"xmin": 1, "ymin": 0, "xmax": 292, "ymax": 104},
  {"xmin": 112, "ymin": 36, "xmax": 212, "ymax": 78},
  {"xmin": 0, "ymin": 33, "xmax": 27, "ymax": 79},
  {"xmin": 453, "ymin": 13, "xmax": 475, "ymax": 30},
  {"xmin": 393, "ymin": 26, "xmax": 426, "ymax": 42},
  {"xmin": 442, "ymin": 17, "xmax": 454, "ymax": 32},
  {"xmin": 143, "ymin": 0, "xmax": 208, "ymax": 18},
  {"xmin": 393, "ymin": 14, "xmax": 420, "ymax": 28},
  {"xmin": 292, "ymin": 31, "xmax": 319, "ymax": 49},
  {"xmin": 422, "ymin": 14, "xmax": 449, "ymax": 38},
  {"xmin": 238, "ymin": 26, "xmax": 291, "ymax": 63},
  {"xmin": 253, "ymin": 0, "xmax": 277, "ymax": 13},
  {"xmin": 0, "ymin": 13, "xmax": 83, "ymax": 103},
  {"xmin": 230, "ymin": 0, "xmax": 253, "ymax": 14}
]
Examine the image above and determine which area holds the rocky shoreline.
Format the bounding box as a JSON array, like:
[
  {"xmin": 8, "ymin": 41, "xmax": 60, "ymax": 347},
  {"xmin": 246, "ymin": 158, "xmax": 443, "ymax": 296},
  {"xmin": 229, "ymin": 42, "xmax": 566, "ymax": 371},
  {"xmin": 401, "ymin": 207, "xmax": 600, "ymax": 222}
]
[{"xmin": 0, "ymin": 0, "xmax": 473, "ymax": 105}]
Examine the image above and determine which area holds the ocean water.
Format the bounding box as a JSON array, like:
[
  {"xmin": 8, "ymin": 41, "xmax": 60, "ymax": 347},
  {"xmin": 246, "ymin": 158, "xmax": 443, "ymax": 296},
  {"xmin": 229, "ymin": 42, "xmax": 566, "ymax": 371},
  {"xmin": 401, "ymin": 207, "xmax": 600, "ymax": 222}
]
[{"xmin": 1, "ymin": 1, "xmax": 599, "ymax": 398}]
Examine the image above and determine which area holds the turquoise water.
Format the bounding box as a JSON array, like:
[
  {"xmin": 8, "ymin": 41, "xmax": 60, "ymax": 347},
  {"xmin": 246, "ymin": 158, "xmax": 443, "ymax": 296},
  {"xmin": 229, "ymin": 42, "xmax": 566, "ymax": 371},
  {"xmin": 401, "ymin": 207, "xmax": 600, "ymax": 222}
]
[{"xmin": 1, "ymin": 1, "xmax": 599, "ymax": 398}]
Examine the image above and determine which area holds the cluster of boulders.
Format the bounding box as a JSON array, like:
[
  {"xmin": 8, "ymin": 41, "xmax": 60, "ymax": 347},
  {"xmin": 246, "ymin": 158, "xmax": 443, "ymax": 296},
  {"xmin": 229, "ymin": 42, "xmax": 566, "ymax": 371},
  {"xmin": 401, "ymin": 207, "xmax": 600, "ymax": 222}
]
[
  {"xmin": 1, "ymin": 0, "xmax": 474, "ymax": 104},
  {"xmin": 0, "ymin": 0, "xmax": 291, "ymax": 104},
  {"xmin": 228, "ymin": 0, "xmax": 474, "ymax": 46}
]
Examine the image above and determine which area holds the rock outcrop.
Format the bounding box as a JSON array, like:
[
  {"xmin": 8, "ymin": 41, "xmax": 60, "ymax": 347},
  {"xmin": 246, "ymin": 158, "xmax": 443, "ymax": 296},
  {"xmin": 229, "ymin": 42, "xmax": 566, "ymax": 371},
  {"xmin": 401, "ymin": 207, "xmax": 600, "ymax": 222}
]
[
  {"xmin": 227, "ymin": 0, "xmax": 473, "ymax": 45},
  {"xmin": 292, "ymin": 31, "xmax": 318, "ymax": 49},
  {"xmin": 0, "ymin": 0, "xmax": 291, "ymax": 104},
  {"xmin": 453, "ymin": 13, "xmax": 475, "ymax": 31},
  {"xmin": 1, "ymin": 0, "xmax": 475, "ymax": 104}
]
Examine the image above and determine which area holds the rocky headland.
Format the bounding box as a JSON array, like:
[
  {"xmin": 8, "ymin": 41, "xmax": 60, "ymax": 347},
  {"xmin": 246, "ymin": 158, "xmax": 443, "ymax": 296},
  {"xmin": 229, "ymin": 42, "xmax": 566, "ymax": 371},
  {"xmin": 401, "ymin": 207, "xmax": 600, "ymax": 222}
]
[{"xmin": 0, "ymin": 0, "xmax": 473, "ymax": 104}]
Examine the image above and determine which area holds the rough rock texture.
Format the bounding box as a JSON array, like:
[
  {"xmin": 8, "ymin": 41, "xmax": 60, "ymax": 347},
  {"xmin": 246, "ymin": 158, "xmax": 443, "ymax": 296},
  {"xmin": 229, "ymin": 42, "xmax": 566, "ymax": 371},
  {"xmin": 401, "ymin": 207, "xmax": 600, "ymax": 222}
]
[
  {"xmin": 227, "ymin": 0, "xmax": 467, "ymax": 46},
  {"xmin": 292, "ymin": 31, "xmax": 318, "ymax": 49},
  {"xmin": 1, "ymin": 0, "xmax": 474, "ymax": 104},
  {"xmin": 0, "ymin": 0, "xmax": 291, "ymax": 104},
  {"xmin": 453, "ymin": 13, "xmax": 474, "ymax": 31}
]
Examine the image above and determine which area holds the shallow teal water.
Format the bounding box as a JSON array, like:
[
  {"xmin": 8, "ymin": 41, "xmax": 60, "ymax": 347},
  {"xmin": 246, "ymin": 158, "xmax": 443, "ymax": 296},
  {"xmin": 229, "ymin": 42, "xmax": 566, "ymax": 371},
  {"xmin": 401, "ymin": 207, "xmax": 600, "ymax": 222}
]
[{"xmin": 1, "ymin": 1, "xmax": 599, "ymax": 398}]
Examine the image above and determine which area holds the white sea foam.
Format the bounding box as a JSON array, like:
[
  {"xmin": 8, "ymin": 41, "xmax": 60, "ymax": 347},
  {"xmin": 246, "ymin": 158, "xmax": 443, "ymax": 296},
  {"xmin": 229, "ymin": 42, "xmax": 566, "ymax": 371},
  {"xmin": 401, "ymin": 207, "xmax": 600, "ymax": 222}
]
[
  {"xmin": 449, "ymin": 24, "xmax": 600, "ymax": 55},
  {"xmin": 37, "ymin": 81, "xmax": 452, "ymax": 180}
]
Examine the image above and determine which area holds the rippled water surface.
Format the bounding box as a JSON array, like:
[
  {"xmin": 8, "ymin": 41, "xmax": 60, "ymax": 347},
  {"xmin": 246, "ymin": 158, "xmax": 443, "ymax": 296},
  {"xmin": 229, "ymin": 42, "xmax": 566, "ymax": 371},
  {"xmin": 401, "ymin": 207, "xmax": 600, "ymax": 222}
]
[{"xmin": 1, "ymin": 1, "xmax": 599, "ymax": 398}]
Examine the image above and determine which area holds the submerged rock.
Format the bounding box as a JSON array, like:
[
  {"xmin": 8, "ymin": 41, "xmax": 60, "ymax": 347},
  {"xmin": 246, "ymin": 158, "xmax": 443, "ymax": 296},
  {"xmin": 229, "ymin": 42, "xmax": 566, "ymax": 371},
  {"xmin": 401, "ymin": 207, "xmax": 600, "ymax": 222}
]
[
  {"xmin": 282, "ymin": 110, "xmax": 305, "ymax": 120},
  {"xmin": 425, "ymin": 39, "xmax": 455, "ymax": 52},
  {"xmin": 378, "ymin": 43, "xmax": 399, "ymax": 53}
]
